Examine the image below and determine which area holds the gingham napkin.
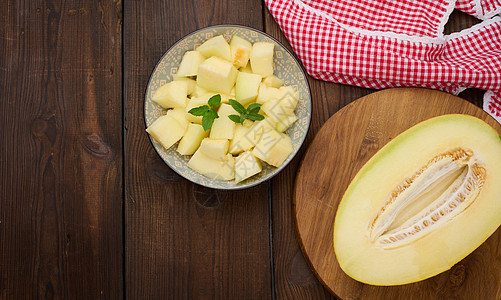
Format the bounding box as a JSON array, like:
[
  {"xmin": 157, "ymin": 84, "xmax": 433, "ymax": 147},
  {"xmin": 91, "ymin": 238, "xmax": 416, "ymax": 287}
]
[{"xmin": 264, "ymin": 0, "xmax": 501, "ymax": 123}]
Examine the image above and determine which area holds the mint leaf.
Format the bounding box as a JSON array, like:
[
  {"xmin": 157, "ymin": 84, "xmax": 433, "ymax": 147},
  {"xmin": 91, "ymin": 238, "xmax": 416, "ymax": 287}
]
[
  {"xmin": 227, "ymin": 100, "xmax": 265, "ymax": 125},
  {"xmin": 208, "ymin": 94, "xmax": 222, "ymax": 109},
  {"xmin": 202, "ymin": 109, "xmax": 219, "ymax": 131},
  {"xmin": 188, "ymin": 105, "xmax": 210, "ymax": 116},
  {"xmin": 228, "ymin": 114, "xmax": 241, "ymax": 124},
  {"xmin": 247, "ymin": 103, "xmax": 262, "ymax": 114},
  {"xmin": 229, "ymin": 99, "xmax": 246, "ymax": 114},
  {"xmin": 246, "ymin": 113, "xmax": 265, "ymax": 121}
]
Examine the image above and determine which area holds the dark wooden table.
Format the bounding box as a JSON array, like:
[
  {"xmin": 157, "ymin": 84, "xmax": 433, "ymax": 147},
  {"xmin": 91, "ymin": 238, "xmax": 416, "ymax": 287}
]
[{"xmin": 0, "ymin": 1, "xmax": 485, "ymax": 299}]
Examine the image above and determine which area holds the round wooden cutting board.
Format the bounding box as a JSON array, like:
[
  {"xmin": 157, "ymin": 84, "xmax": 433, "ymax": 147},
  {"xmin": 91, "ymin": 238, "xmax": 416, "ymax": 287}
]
[{"xmin": 293, "ymin": 88, "xmax": 501, "ymax": 299}]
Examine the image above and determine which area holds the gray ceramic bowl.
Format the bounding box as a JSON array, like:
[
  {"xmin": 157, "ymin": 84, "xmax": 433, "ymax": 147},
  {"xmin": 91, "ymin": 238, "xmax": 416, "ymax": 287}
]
[{"xmin": 145, "ymin": 25, "xmax": 311, "ymax": 189}]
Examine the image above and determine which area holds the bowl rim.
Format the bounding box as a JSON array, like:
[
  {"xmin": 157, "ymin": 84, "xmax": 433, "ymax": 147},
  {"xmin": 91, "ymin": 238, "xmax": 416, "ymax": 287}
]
[{"xmin": 144, "ymin": 24, "xmax": 312, "ymax": 190}]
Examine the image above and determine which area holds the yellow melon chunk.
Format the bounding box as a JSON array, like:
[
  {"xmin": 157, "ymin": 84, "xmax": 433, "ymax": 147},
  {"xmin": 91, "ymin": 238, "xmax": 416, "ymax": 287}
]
[
  {"xmin": 174, "ymin": 77, "xmax": 197, "ymax": 96},
  {"xmin": 235, "ymin": 118, "xmax": 276, "ymax": 153},
  {"xmin": 252, "ymin": 128, "xmax": 293, "ymax": 167},
  {"xmin": 250, "ymin": 42, "xmax": 274, "ymax": 77},
  {"xmin": 235, "ymin": 72, "xmax": 262, "ymax": 106},
  {"xmin": 185, "ymin": 97, "xmax": 208, "ymax": 124},
  {"xmin": 235, "ymin": 151, "xmax": 262, "ymax": 183},
  {"xmin": 229, "ymin": 124, "xmax": 251, "ymax": 155},
  {"xmin": 334, "ymin": 114, "xmax": 501, "ymax": 286},
  {"xmin": 209, "ymin": 103, "xmax": 237, "ymax": 140},
  {"xmin": 276, "ymin": 113, "xmax": 298, "ymax": 132},
  {"xmin": 177, "ymin": 123, "xmax": 206, "ymax": 155},
  {"xmin": 166, "ymin": 108, "xmax": 189, "ymax": 130},
  {"xmin": 174, "ymin": 50, "xmax": 205, "ymax": 78},
  {"xmin": 263, "ymin": 75, "xmax": 284, "ymax": 88},
  {"xmin": 230, "ymin": 35, "xmax": 252, "ymax": 68},
  {"xmin": 188, "ymin": 149, "xmax": 235, "ymax": 181},
  {"xmin": 146, "ymin": 115, "xmax": 187, "ymax": 150},
  {"xmin": 198, "ymin": 138, "xmax": 229, "ymax": 161},
  {"xmin": 152, "ymin": 81, "xmax": 188, "ymax": 109},
  {"xmin": 196, "ymin": 35, "xmax": 231, "ymax": 61},
  {"xmin": 196, "ymin": 56, "xmax": 238, "ymax": 95}
]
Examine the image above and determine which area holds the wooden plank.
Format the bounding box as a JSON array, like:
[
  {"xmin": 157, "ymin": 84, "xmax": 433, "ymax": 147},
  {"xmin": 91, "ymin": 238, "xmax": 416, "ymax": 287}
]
[
  {"xmin": 264, "ymin": 6, "xmax": 487, "ymax": 300},
  {"xmin": 263, "ymin": 9, "xmax": 364, "ymax": 300},
  {"xmin": 124, "ymin": 1, "xmax": 272, "ymax": 298},
  {"xmin": 0, "ymin": 0, "xmax": 123, "ymax": 298}
]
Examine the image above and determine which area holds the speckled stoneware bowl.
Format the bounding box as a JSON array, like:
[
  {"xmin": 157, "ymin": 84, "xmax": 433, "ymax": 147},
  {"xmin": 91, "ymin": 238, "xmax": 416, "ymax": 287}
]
[{"xmin": 145, "ymin": 25, "xmax": 312, "ymax": 190}]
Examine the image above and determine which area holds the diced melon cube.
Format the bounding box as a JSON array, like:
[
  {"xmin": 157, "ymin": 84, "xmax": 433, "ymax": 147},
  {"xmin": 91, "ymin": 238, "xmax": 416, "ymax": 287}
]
[
  {"xmin": 197, "ymin": 57, "xmax": 238, "ymax": 95},
  {"xmin": 263, "ymin": 75, "xmax": 284, "ymax": 88},
  {"xmin": 174, "ymin": 50, "xmax": 206, "ymax": 78},
  {"xmin": 276, "ymin": 86, "xmax": 299, "ymax": 102},
  {"xmin": 146, "ymin": 115, "xmax": 187, "ymax": 150},
  {"xmin": 239, "ymin": 62, "xmax": 253, "ymax": 74},
  {"xmin": 262, "ymin": 99, "xmax": 294, "ymax": 123},
  {"xmin": 166, "ymin": 108, "xmax": 189, "ymax": 130},
  {"xmin": 177, "ymin": 123, "xmax": 207, "ymax": 155},
  {"xmin": 210, "ymin": 103, "xmax": 237, "ymax": 140},
  {"xmin": 234, "ymin": 118, "xmax": 276, "ymax": 152},
  {"xmin": 174, "ymin": 77, "xmax": 197, "ymax": 96},
  {"xmin": 276, "ymin": 113, "xmax": 298, "ymax": 132},
  {"xmin": 252, "ymin": 128, "xmax": 293, "ymax": 167},
  {"xmin": 185, "ymin": 97, "xmax": 209, "ymax": 124},
  {"xmin": 197, "ymin": 92, "xmax": 232, "ymax": 104},
  {"xmin": 192, "ymin": 85, "xmax": 209, "ymax": 98},
  {"xmin": 188, "ymin": 149, "xmax": 235, "ymax": 181},
  {"xmin": 250, "ymin": 42, "xmax": 274, "ymax": 77},
  {"xmin": 235, "ymin": 151, "xmax": 262, "ymax": 183},
  {"xmin": 230, "ymin": 35, "xmax": 252, "ymax": 68},
  {"xmin": 198, "ymin": 138, "xmax": 229, "ymax": 161},
  {"xmin": 242, "ymin": 119, "xmax": 254, "ymax": 128},
  {"xmin": 196, "ymin": 35, "xmax": 232, "ymax": 61},
  {"xmin": 152, "ymin": 81, "xmax": 188, "ymax": 109},
  {"xmin": 279, "ymin": 95, "xmax": 298, "ymax": 113},
  {"xmin": 229, "ymin": 124, "xmax": 250, "ymax": 155},
  {"xmin": 235, "ymin": 72, "xmax": 262, "ymax": 106},
  {"xmin": 256, "ymin": 83, "xmax": 279, "ymax": 104}
]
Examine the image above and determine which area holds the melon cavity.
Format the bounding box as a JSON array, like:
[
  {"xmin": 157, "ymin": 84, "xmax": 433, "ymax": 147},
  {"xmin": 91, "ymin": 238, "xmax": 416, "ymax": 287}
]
[{"xmin": 333, "ymin": 114, "xmax": 501, "ymax": 286}]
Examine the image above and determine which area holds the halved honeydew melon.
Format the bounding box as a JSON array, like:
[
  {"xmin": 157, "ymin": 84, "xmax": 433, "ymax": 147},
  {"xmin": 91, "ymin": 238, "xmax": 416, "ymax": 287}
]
[{"xmin": 334, "ymin": 114, "xmax": 501, "ymax": 286}]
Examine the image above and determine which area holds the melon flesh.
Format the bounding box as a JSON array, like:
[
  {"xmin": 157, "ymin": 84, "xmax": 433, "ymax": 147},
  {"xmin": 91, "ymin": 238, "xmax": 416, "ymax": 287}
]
[{"xmin": 334, "ymin": 114, "xmax": 501, "ymax": 286}]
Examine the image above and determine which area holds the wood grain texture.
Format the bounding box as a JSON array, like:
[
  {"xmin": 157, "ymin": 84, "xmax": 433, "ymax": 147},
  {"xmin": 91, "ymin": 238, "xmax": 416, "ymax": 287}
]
[
  {"xmin": 0, "ymin": 0, "xmax": 123, "ymax": 298},
  {"xmin": 0, "ymin": 1, "xmax": 493, "ymax": 299},
  {"xmin": 124, "ymin": 1, "xmax": 272, "ymax": 298},
  {"xmin": 264, "ymin": 5, "xmax": 372, "ymax": 300},
  {"xmin": 294, "ymin": 88, "xmax": 501, "ymax": 300}
]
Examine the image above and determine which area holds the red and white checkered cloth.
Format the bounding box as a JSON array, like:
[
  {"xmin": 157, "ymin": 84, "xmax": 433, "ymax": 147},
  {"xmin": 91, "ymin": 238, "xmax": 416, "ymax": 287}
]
[{"xmin": 264, "ymin": 0, "xmax": 501, "ymax": 123}]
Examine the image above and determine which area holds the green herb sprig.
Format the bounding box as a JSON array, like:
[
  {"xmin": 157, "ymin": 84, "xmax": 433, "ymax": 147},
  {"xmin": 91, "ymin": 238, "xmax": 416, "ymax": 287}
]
[
  {"xmin": 228, "ymin": 99, "xmax": 265, "ymax": 124},
  {"xmin": 188, "ymin": 94, "xmax": 221, "ymax": 131}
]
